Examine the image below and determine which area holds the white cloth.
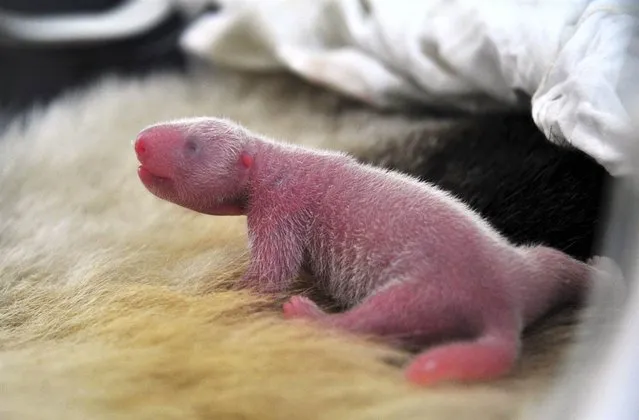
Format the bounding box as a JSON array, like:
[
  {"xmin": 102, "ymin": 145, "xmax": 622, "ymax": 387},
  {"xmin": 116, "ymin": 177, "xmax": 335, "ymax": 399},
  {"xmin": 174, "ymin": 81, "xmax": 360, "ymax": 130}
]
[{"xmin": 178, "ymin": 0, "xmax": 639, "ymax": 176}]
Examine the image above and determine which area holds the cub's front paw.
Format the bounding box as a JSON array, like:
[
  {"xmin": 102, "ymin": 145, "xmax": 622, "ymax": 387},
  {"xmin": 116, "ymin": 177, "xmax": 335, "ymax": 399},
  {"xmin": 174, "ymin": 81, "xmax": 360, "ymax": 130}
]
[{"xmin": 282, "ymin": 295, "xmax": 326, "ymax": 320}]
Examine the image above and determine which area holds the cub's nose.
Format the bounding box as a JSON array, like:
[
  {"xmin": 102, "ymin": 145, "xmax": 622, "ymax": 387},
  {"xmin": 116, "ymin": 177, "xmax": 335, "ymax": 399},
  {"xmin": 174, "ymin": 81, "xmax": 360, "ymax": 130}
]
[
  {"xmin": 134, "ymin": 125, "xmax": 183, "ymax": 164},
  {"xmin": 134, "ymin": 135, "xmax": 149, "ymax": 162},
  {"xmin": 134, "ymin": 125, "xmax": 184, "ymax": 181}
]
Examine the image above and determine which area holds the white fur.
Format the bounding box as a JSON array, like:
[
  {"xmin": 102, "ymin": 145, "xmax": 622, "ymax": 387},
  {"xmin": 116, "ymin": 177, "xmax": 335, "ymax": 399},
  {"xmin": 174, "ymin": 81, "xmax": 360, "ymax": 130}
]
[{"xmin": 0, "ymin": 68, "xmax": 589, "ymax": 419}]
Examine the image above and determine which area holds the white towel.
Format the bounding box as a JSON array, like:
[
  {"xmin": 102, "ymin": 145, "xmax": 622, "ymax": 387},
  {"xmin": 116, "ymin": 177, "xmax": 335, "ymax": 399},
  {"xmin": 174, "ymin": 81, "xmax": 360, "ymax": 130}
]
[{"xmin": 179, "ymin": 0, "xmax": 639, "ymax": 176}]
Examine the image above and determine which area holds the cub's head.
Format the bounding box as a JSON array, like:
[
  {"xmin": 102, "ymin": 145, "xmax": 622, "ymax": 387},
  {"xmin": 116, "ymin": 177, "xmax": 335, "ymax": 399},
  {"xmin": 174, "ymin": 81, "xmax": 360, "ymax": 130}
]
[{"xmin": 134, "ymin": 117, "xmax": 254, "ymax": 215}]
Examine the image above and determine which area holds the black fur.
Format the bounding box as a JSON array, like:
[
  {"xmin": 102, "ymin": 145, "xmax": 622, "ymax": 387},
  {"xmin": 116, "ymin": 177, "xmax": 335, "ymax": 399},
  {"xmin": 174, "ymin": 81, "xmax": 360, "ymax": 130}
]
[{"xmin": 357, "ymin": 114, "xmax": 610, "ymax": 261}]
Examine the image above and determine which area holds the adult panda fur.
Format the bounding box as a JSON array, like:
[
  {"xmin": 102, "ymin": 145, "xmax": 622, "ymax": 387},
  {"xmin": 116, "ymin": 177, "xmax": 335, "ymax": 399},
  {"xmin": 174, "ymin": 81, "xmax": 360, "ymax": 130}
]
[
  {"xmin": 355, "ymin": 114, "xmax": 610, "ymax": 262},
  {"xmin": 0, "ymin": 68, "xmax": 607, "ymax": 420}
]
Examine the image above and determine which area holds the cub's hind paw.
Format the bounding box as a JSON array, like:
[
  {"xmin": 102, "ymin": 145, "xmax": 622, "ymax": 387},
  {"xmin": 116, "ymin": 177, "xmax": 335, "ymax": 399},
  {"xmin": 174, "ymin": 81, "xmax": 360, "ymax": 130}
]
[{"xmin": 283, "ymin": 295, "xmax": 326, "ymax": 320}]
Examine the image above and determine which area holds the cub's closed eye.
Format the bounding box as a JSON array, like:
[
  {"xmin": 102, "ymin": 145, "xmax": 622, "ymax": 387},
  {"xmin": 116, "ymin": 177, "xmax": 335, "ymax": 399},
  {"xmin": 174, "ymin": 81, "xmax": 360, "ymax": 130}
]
[{"xmin": 185, "ymin": 139, "xmax": 199, "ymax": 154}]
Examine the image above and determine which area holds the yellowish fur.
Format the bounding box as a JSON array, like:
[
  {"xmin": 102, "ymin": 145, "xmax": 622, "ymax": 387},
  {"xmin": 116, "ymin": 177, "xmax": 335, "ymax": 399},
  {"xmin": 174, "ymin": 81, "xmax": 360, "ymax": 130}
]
[{"xmin": 0, "ymin": 69, "xmax": 581, "ymax": 419}]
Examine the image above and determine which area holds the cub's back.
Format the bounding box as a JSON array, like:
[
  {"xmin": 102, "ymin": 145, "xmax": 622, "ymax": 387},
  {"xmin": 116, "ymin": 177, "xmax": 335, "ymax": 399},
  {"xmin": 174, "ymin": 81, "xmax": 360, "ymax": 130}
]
[{"xmin": 312, "ymin": 159, "xmax": 504, "ymax": 248}]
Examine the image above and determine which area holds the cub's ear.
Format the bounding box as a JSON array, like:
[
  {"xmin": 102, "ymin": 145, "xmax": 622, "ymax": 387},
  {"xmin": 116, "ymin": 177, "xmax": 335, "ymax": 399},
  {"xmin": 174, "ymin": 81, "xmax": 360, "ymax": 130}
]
[{"xmin": 240, "ymin": 151, "xmax": 254, "ymax": 169}]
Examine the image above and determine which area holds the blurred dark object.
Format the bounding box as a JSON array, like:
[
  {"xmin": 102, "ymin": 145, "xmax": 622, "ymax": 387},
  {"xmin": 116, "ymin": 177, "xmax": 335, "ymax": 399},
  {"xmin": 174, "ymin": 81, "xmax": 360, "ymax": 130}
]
[
  {"xmin": 0, "ymin": 0, "xmax": 121, "ymax": 14},
  {"xmin": 0, "ymin": 0, "xmax": 189, "ymax": 120},
  {"xmin": 359, "ymin": 114, "xmax": 611, "ymax": 262}
]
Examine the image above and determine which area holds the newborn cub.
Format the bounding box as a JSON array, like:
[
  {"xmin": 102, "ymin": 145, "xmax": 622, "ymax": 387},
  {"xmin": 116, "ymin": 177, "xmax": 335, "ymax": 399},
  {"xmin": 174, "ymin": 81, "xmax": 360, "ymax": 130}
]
[{"xmin": 134, "ymin": 117, "xmax": 603, "ymax": 386}]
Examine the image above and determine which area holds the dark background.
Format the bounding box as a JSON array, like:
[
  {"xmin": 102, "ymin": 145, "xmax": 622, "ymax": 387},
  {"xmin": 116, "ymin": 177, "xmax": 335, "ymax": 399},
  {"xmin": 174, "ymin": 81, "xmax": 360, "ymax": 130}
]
[{"xmin": 0, "ymin": 0, "xmax": 190, "ymax": 124}]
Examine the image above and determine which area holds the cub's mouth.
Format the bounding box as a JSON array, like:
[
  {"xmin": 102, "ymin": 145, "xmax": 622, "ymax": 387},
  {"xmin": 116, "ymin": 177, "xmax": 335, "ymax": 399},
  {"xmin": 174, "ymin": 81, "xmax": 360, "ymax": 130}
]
[{"xmin": 137, "ymin": 165, "xmax": 172, "ymax": 188}]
